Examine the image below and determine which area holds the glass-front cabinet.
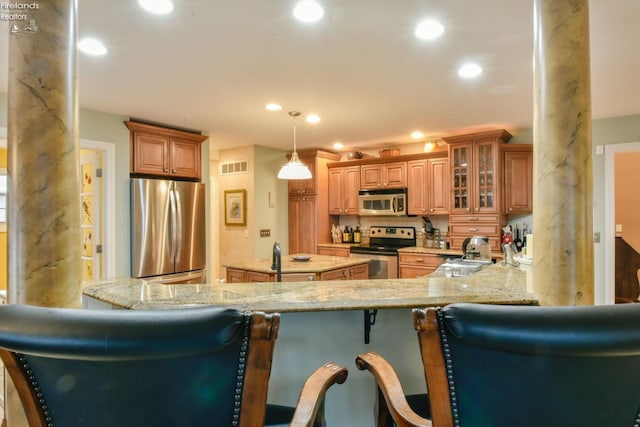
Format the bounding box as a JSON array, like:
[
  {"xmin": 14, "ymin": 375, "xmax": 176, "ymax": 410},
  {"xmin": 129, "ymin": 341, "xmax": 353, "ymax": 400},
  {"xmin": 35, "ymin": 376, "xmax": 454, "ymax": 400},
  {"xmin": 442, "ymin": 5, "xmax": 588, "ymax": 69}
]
[
  {"xmin": 451, "ymin": 142, "xmax": 471, "ymax": 212},
  {"xmin": 447, "ymin": 133, "xmax": 507, "ymax": 214}
]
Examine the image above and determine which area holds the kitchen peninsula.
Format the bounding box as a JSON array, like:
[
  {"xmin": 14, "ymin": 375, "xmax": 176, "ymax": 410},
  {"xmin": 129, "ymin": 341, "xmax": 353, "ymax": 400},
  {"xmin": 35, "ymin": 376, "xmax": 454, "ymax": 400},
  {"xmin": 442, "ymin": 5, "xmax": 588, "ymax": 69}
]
[{"xmin": 82, "ymin": 264, "xmax": 536, "ymax": 427}]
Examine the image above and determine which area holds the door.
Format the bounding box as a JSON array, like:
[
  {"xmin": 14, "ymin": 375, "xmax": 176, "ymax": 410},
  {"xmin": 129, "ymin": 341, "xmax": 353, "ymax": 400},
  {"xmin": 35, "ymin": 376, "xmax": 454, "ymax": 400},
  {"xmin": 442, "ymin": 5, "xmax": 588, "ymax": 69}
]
[
  {"xmin": 173, "ymin": 181, "xmax": 206, "ymax": 273},
  {"xmin": 80, "ymin": 149, "xmax": 104, "ymax": 282}
]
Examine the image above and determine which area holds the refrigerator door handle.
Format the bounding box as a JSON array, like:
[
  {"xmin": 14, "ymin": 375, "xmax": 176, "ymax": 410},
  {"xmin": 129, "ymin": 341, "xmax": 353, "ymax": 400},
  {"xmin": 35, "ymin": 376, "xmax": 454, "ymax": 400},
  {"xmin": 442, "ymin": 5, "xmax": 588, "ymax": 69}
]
[
  {"xmin": 174, "ymin": 189, "xmax": 183, "ymax": 263},
  {"xmin": 169, "ymin": 187, "xmax": 178, "ymax": 261}
]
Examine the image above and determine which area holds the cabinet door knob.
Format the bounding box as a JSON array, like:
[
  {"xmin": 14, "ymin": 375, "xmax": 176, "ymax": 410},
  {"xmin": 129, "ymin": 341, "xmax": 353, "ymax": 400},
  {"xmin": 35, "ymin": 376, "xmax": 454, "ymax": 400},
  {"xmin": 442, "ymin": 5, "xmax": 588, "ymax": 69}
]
[
  {"xmin": 430, "ymin": 208, "xmax": 434, "ymax": 212},
  {"xmin": 172, "ymin": 169, "xmax": 177, "ymax": 174},
  {"xmin": 163, "ymin": 168, "xmax": 169, "ymax": 173},
  {"xmin": 509, "ymin": 207, "xmax": 513, "ymax": 212}
]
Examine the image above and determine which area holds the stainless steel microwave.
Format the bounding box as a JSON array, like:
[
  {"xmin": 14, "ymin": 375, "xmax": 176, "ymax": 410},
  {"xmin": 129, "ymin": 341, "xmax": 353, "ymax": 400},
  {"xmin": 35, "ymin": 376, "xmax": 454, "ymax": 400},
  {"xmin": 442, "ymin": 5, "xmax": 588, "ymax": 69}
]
[{"xmin": 358, "ymin": 188, "xmax": 407, "ymax": 216}]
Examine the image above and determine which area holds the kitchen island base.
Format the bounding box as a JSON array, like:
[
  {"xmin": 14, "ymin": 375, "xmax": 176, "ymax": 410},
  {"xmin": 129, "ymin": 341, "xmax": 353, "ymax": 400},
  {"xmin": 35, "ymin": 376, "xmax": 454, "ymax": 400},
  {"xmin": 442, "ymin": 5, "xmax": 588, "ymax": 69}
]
[{"xmin": 269, "ymin": 309, "xmax": 426, "ymax": 426}]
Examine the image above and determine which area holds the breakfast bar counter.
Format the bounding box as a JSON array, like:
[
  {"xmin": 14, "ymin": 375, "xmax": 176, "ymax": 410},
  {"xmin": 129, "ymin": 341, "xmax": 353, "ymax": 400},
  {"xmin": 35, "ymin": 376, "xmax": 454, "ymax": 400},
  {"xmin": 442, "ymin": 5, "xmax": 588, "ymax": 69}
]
[
  {"xmin": 82, "ymin": 263, "xmax": 536, "ymax": 311},
  {"xmin": 82, "ymin": 264, "xmax": 536, "ymax": 427}
]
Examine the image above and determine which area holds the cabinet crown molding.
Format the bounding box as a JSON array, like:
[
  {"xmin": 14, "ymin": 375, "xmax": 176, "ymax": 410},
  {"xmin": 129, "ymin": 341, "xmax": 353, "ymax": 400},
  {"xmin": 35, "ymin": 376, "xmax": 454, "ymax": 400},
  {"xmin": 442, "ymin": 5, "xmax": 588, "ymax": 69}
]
[{"xmin": 125, "ymin": 120, "xmax": 208, "ymax": 144}]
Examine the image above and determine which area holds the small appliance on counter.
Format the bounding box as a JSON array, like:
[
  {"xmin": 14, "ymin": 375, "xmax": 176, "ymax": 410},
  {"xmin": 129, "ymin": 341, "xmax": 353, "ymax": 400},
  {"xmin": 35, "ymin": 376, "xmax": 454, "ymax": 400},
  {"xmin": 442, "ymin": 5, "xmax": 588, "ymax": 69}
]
[{"xmin": 462, "ymin": 236, "xmax": 492, "ymax": 262}]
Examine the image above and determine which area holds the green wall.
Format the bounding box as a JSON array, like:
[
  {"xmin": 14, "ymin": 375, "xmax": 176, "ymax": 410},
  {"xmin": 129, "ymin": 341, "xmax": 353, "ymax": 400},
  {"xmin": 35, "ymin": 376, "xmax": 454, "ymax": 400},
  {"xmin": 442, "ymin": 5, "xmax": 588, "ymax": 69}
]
[{"xmin": 0, "ymin": 91, "xmax": 210, "ymax": 278}]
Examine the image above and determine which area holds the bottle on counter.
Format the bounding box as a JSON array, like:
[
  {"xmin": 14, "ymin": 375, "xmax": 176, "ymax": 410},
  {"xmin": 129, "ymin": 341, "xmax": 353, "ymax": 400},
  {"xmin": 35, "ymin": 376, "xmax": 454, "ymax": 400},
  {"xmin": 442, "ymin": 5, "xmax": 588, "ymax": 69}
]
[
  {"xmin": 342, "ymin": 226, "xmax": 351, "ymax": 243},
  {"xmin": 353, "ymin": 225, "xmax": 362, "ymax": 243},
  {"xmin": 514, "ymin": 224, "xmax": 523, "ymax": 253}
]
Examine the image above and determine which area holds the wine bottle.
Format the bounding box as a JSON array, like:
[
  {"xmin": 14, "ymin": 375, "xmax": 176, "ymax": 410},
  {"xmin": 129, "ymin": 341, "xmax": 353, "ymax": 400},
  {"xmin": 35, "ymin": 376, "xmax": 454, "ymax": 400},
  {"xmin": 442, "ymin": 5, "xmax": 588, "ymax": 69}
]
[{"xmin": 514, "ymin": 224, "xmax": 523, "ymax": 252}]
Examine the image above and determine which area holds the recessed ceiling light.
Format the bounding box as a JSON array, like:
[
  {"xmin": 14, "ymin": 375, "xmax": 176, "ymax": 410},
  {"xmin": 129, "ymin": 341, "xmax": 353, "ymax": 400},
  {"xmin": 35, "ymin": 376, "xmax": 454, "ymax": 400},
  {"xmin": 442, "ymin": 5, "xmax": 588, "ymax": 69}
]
[
  {"xmin": 411, "ymin": 131, "xmax": 425, "ymax": 140},
  {"xmin": 265, "ymin": 103, "xmax": 283, "ymax": 111},
  {"xmin": 306, "ymin": 114, "xmax": 321, "ymax": 124},
  {"xmin": 293, "ymin": 0, "xmax": 324, "ymax": 23},
  {"xmin": 138, "ymin": 0, "xmax": 174, "ymax": 14},
  {"xmin": 333, "ymin": 142, "xmax": 344, "ymax": 150},
  {"xmin": 415, "ymin": 19, "xmax": 444, "ymax": 40},
  {"xmin": 458, "ymin": 63, "xmax": 483, "ymax": 79},
  {"xmin": 78, "ymin": 38, "xmax": 108, "ymax": 56}
]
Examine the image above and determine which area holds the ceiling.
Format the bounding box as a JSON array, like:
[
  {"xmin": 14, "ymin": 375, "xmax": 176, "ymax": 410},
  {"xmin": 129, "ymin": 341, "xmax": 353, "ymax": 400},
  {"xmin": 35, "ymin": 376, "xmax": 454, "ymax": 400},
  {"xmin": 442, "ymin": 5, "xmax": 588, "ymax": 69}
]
[{"xmin": 1, "ymin": 1, "xmax": 639, "ymax": 153}]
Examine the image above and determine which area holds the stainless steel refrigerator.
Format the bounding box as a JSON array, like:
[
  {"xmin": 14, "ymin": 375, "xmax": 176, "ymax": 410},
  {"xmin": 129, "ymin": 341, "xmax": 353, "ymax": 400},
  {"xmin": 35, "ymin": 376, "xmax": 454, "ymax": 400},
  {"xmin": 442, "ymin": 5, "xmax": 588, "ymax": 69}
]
[{"xmin": 131, "ymin": 178, "xmax": 206, "ymax": 283}]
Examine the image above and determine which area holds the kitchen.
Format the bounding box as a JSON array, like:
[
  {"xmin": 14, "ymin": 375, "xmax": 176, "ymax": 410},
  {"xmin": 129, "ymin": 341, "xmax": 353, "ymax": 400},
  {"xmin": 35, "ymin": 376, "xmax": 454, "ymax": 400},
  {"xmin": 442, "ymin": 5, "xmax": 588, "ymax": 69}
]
[
  {"xmin": 0, "ymin": 1, "xmax": 638, "ymax": 302},
  {"xmin": 1, "ymin": 1, "xmax": 640, "ymax": 425}
]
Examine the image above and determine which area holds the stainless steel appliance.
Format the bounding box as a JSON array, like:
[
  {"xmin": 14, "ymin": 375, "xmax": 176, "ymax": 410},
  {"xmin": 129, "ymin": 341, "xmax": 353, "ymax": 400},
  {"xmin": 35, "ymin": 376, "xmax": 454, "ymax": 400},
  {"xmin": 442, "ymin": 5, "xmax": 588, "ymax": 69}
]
[
  {"xmin": 350, "ymin": 226, "xmax": 416, "ymax": 279},
  {"xmin": 358, "ymin": 188, "xmax": 408, "ymax": 216},
  {"xmin": 131, "ymin": 178, "xmax": 206, "ymax": 283},
  {"xmin": 462, "ymin": 236, "xmax": 492, "ymax": 261}
]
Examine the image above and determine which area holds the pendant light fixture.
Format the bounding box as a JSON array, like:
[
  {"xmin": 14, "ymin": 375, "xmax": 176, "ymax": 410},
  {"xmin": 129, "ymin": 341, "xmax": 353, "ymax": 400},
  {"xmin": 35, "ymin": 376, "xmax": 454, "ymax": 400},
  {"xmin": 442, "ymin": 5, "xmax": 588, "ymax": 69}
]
[{"xmin": 278, "ymin": 111, "xmax": 312, "ymax": 180}]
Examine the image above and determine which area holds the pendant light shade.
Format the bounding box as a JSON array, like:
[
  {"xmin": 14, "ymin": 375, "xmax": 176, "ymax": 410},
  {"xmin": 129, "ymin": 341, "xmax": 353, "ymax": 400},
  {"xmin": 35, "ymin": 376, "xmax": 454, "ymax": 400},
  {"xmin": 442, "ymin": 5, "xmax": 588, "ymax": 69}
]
[{"xmin": 278, "ymin": 111, "xmax": 312, "ymax": 180}]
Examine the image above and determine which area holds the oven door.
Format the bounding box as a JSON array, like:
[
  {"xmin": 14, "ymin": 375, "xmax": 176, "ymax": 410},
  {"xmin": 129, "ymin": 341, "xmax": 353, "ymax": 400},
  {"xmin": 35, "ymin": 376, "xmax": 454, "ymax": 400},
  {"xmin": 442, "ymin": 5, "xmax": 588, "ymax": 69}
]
[{"xmin": 350, "ymin": 252, "xmax": 398, "ymax": 279}]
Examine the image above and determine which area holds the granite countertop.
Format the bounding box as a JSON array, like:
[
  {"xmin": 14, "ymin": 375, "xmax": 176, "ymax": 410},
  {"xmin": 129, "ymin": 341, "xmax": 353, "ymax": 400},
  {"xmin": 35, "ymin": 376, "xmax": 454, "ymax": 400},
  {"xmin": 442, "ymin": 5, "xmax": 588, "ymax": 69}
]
[
  {"xmin": 398, "ymin": 246, "xmax": 505, "ymax": 259},
  {"xmin": 83, "ymin": 263, "xmax": 537, "ymax": 311},
  {"xmin": 223, "ymin": 254, "xmax": 370, "ymax": 274}
]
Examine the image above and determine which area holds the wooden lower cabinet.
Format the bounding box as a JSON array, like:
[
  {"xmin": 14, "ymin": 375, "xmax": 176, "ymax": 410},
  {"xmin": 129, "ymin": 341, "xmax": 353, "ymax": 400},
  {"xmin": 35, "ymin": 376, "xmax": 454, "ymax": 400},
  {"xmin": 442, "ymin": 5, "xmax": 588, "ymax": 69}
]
[
  {"xmin": 317, "ymin": 246, "xmax": 350, "ymax": 257},
  {"xmin": 448, "ymin": 214, "xmax": 506, "ymax": 252},
  {"xmin": 246, "ymin": 271, "xmax": 271, "ymax": 282},
  {"xmin": 226, "ymin": 263, "xmax": 368, "ymax": 282},
  {"xmin": 320, "ymin": 264, "xmax": 369, "ymax": 281},
  {"xmin": 399, "ymin": 253, "xmax": 446, "ymax": 278},
  {"xmin": 282, "ymin": 273, "xmax": 316, "ymax": 282},
  {"xmin": 289, "ymin": 196, "xmax": 318, "ymax": 254}
]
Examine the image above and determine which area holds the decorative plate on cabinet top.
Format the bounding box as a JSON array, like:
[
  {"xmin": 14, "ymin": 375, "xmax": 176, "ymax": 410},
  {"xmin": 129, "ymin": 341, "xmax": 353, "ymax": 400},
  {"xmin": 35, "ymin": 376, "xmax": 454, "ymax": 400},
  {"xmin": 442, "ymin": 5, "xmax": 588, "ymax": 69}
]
[{"xmin": 292, "ymin": 255, "xmax": 312, "ymax": 262}]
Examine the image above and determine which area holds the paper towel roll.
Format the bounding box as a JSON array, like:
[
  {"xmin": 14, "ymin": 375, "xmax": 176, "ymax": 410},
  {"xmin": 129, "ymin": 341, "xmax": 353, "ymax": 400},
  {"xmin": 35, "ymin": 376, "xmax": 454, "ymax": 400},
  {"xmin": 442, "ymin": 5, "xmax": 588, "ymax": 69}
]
[{"xmin": 525, "ymin": 234, "xmax": 533, "ymax": 257}]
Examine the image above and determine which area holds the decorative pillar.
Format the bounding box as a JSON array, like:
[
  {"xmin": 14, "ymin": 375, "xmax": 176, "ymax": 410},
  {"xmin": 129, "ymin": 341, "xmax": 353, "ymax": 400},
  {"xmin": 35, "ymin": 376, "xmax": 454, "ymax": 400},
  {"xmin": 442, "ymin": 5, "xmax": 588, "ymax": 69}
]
[
  {"xmin": 7, "ymin": 0, "xmax": 81, "ymax": 307},
  {"xmin": 532, "ymin": 0, "xmax": 594, "ymax": 305},
  {"xmin": 5, "ymin": 1, "xmax": 79, "ymax": 424}
]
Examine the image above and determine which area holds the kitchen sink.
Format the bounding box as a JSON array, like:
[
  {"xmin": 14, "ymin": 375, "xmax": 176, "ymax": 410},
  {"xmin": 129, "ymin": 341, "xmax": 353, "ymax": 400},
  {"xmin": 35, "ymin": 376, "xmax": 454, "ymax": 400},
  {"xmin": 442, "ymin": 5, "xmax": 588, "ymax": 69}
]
[{"xmin": 435, "ymin": 258, "xmax": 491, "ymax": 277}]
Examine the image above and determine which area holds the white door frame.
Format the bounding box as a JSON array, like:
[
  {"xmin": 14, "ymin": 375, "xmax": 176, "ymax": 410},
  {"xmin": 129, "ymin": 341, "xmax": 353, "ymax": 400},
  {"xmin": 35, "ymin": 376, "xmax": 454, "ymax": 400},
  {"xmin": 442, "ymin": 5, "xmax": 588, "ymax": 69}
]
[
  {"xmin": 603, "ymin": 141, "xmax": 640, "ymax": 305},
  {"xmin": 80, "ymin": 138, "xmax": 116, "ymax": 278},
  {"xmin": 0, "ymin": 128, "xmax": 116, "ymax": 278}
]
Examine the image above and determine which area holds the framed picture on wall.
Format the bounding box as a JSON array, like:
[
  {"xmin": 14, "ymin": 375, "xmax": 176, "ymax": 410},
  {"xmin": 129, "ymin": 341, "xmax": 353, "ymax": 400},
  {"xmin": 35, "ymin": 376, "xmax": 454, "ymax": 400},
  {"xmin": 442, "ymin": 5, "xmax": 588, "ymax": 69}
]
[{"xmin": 224, "ymin": 189, "xmax": 247, "ymax": 226}]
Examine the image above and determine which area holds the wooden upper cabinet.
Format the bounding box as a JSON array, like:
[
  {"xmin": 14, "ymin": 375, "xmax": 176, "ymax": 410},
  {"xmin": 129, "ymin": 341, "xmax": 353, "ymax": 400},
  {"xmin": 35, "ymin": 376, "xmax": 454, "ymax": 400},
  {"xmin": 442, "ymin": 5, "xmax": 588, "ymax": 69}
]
[
  {"xmin": 444, "ymin": 130, "xmax": 512, "ymax": 214},
  {"xmin": 287, "ymin": 150, "xmax": 340, "ymax": 196},
  {"xmin": 502, "ymin": 145, "xmax": 533, "ymax": 213},
  {"xmin": 407, "ymin": 160, "xmax": 428, "ymax": 215},
  {"xmin": 428, "ymin": 157, "xmax": 450, "ymax": 215},
  {"xmin": 361, "ymin": 161, "xmax": 407, "ymax": 189},
  {"xmin": 407, "ymin": 157, "xmax": 449, "ymax": 215},
  {"xmin": 328, "ymin": 165, "xmax": 360, "ymax": 215},
  {"xmin": 126, "ymin": 121, "xmax": 207, "ymax": 180}
]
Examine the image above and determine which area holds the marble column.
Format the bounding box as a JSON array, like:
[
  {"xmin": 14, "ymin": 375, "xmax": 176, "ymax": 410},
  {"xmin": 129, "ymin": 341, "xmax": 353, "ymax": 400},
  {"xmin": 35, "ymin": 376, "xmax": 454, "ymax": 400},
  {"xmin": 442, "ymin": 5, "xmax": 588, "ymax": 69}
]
[
  {"xmin": 6, "ymin": 2, "xmax": 80, "ymax": 424},
  {"xmin": 532, "ymin": 0, "xmax": 594, "ymax": 305}
]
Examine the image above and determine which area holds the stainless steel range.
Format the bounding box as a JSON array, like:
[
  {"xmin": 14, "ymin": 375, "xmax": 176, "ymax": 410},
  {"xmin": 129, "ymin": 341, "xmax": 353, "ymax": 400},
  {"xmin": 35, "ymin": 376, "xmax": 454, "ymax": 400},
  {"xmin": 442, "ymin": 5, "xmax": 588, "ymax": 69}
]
[{"xmin": 349, "ymin": 226, "xmax": 416, "ymax": 279}]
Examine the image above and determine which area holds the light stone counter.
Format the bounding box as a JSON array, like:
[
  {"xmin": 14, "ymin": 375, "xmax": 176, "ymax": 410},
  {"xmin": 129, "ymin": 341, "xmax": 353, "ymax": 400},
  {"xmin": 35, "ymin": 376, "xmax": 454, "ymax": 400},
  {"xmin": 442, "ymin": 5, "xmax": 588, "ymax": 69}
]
[
  {"xmin": 82, "ymin": 264, "xmax": 536, "ymax": 427},
  {"xmin": 82, "ymin": 263, "xmax": 536, "ymax": 311}
]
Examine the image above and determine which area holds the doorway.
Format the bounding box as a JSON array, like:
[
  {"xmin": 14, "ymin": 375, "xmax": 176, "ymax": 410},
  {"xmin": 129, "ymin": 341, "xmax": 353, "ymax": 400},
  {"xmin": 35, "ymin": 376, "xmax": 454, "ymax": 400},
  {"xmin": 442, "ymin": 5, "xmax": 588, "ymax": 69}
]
[
  {"xmin": 0, "ymin": 130, "xmax": 116, "ymax": 288},
  {"xmin": 603, "ymin": 141, "xmax": 640, "ymax": 304}
]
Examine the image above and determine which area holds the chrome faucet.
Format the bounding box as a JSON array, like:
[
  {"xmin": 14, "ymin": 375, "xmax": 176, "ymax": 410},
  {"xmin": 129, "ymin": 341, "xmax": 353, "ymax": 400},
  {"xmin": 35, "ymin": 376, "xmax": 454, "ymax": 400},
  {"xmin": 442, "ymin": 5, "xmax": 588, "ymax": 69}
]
[{"xmin": 271, "ymin": 241, "xmax": 282, "ymax": 282}]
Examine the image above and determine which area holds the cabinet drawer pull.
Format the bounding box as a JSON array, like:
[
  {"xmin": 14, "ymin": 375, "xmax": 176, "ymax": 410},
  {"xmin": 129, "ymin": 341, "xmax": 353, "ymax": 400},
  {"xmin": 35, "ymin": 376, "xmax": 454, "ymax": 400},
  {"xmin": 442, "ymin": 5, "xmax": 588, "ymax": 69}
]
[
  {"xmin": 415, "ymin": 258, "xmax": 424, "ymax": 263},
  {"xmin": 469, "ymin": 217, "xmax": 479, "ymax": 221},
  {"xmin": 307, "ymin": 275, "xmax": 314, "ymax": 281},
  {"xmin": 468, "ymin": 228, "xmax": 479, "ymax": 232}
]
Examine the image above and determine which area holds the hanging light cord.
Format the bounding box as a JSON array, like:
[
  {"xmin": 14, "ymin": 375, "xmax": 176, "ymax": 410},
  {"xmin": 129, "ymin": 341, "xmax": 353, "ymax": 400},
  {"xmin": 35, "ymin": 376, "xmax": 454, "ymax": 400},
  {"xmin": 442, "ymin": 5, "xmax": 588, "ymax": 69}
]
[{"xmin": 290, "ymin": 111, "xmax": 301, "ymax": 154}]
